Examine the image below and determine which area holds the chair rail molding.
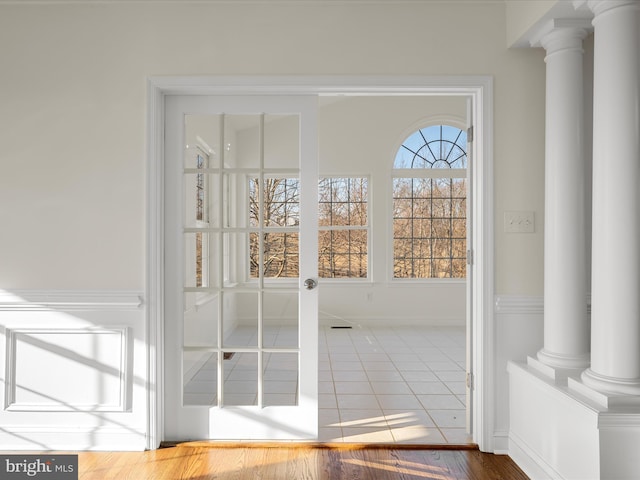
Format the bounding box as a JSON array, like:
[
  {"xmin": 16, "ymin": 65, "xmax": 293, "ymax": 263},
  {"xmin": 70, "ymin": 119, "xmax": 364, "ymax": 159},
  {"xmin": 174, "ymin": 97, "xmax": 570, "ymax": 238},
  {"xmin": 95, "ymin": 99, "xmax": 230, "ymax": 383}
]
[{"xmin": 0, "ymin": 290, "xmax": 144, "ymax": 311}]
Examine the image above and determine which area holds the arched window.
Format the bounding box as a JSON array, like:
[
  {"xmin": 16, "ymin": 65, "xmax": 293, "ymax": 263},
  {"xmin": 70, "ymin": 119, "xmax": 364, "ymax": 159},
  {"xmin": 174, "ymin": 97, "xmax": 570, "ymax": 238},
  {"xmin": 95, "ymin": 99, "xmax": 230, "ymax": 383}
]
[{"xmin": 392, "ymin": 125, "xmax": 467, "ymax": 278}]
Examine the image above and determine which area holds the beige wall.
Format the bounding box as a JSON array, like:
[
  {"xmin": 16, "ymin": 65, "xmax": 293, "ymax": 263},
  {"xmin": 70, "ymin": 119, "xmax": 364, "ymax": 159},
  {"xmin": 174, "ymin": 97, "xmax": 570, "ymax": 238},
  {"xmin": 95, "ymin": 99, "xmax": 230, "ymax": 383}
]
[
  {"xmin": 505, "ymin": 0, "xmax": 558, "ymax": 46},
  {"xmin": 0, "ymin": 1, "xmax": 546, "ymax": 296}
]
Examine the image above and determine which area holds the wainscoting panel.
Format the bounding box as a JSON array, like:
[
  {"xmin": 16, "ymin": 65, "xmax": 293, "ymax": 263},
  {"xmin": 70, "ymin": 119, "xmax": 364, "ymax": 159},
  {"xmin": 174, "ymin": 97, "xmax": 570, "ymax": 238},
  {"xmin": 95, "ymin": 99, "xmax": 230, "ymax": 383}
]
[
  {"xmin": 6, "ymin": 328, "xmax": 130, "ymax": 412},
  {"xmin": 0, "ymin": 290, "xmax": 146, "ymax": 451},
  {"xmin": 493, "ymin": 295, "xmax": 544, "ymax": 452}
]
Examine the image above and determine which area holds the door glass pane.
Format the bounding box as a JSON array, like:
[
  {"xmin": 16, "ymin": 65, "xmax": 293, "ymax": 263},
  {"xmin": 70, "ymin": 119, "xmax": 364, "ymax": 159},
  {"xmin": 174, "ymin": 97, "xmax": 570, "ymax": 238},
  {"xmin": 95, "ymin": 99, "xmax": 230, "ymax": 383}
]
[
  {"xmin": 264, "ymin": 114, "xmax": 300, "ymax": 170},
  {"xmin": 222, "ymin": 291, "xmax": 258, "ymax": 348},
  {"xmin": 183, "ymin": 351, "xmax": 218, "ymax": 406},
  {"xmin": 222, "ymin": 232, "xmax": 244, "ymax": 286},
  {"xmin": 263, "ymin": 292, "xmax": 299, "ymax": 348},
  {"xmin": 223, "ymin": 352, "xmax": 258, "ymax": 406},
  {"xmin": 184, "ymin": 232, "xmax": 219, "ymax": 288},
  {"xmin": 250, "ymin": 232, "xmax": 301, "ymax": 279},
  {"xmin": 263, "ymin": 352, "xmax": 298, "ymax": 406},
  {"xmin": 185, "ymin": 115, "xmax": 221, "ymax": 169},
  {"xmin": 184, "ymin": 292, "xmax": 219, "ymax": 347},
  {"xmin": 184, "ymin": 172, "xmax": 221, "ymax": 229},
  {"xmin": 226, "ymin": 115, "xmax": 261, "ymax": 169},
  {"xmin": 249, "ymin": 177, "xmax": 300, "ymax": 227}
]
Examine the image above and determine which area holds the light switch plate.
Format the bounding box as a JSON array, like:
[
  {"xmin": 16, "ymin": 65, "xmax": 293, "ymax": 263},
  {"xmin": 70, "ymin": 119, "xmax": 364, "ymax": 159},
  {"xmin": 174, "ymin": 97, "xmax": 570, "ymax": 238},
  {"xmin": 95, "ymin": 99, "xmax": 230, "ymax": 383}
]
[{"xmin": 504, "ymin": 211, "xmax": 535, "ymax": 233}]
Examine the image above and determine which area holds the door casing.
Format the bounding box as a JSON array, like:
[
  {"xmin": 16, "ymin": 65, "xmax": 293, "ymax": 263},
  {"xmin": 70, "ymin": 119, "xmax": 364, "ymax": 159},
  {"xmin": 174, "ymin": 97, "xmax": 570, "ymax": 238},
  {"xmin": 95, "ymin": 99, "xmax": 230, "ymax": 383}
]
[{"xmin": 146, "ymin": 75, "xmax": 495, "ymax": 451}]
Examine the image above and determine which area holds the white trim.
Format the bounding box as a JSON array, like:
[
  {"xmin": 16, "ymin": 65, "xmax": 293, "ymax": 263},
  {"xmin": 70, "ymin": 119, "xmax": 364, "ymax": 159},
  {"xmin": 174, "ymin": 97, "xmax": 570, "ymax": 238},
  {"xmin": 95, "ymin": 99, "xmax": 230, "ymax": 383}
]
[
  {"xmin": 493, "ymin": 429, "xmax": 510, "ymax": 455},
  {"xmin": 494, "ymin": 295, "xmax": 544, "ymax": 315},
  {"xmin": 146, "ymin": 78, "xmax": 165, "ymax": 450},
  {"xmin": 0, "ymin": 290, "xmax": 143, "ymax": 311},
  {"xmin": 0, "ymin": 426, "xmax": 146, "ymax": 452},
  {"xmin": 509, "ymin": 429, "xmax": 560, "ymax": 480},
  {"xmin": 146, "ymin": 75, "xmax": 494, "ymax": 451}
]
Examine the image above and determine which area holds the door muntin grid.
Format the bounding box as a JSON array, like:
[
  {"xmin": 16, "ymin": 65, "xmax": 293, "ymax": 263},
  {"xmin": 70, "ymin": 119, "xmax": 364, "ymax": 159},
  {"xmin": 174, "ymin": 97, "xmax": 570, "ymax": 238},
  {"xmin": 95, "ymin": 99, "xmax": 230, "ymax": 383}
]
[{"xmin": 182, "ymin": 113, "xmax": 302, "ymax": 408}]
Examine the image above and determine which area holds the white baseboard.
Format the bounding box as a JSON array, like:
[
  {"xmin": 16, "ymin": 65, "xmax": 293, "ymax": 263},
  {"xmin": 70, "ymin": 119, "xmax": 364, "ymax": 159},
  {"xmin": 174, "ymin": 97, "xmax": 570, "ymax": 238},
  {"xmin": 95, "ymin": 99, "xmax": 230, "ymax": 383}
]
[
  {"xmin": 492, "ymin": 430, "xmax": 509, "ymax": 454},
  {"xmin": 509, "ymin": 430, "xmax": 559, "ymax": 480},
  {"xmin": 0, "ymin": 426, "xmax": 147, "ymax": 451}
]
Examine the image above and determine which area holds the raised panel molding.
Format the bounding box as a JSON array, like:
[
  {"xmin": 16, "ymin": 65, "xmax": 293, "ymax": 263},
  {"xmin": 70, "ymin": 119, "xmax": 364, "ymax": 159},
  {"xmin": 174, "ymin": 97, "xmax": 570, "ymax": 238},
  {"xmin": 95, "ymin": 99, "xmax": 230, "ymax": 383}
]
[
  {"xmin": 0, "ymin": 290, "xmax": 144, "ymax": 311},
  {"xmin": 5, "ymin": 328, "xmax": 131, "ymax": 412}
]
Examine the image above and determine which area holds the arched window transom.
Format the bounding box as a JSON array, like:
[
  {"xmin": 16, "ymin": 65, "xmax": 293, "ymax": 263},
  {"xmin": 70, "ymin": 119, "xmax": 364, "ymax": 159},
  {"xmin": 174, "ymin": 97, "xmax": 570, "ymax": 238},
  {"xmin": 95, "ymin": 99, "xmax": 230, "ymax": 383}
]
[{"xmin": 394, "ymin": 125, "xmax": 467, "ymax": 169}]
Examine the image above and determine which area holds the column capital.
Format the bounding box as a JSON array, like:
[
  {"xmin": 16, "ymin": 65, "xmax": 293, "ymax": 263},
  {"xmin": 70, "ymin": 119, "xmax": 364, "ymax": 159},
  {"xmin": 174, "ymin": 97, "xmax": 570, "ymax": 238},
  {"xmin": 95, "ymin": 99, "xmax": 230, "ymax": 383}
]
[
  {"xmin": 530, "ymin": 18, "xmax": 591, "ymax": 52},
  {"xmin": 588, "ymin": 0, "xmax": 640, "ymax": 18}
]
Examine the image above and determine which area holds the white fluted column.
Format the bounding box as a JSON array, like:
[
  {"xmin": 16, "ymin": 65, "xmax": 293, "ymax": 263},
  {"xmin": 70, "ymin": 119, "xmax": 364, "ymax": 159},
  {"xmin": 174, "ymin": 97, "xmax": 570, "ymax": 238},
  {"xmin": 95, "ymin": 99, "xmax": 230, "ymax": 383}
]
[
  {"xmin": 536, "ymin": 22, "xmax": 590, "ymax": 369},
  {"xmin": 581, "ymin": 0, "xmax": 640, "ymax": 395}
]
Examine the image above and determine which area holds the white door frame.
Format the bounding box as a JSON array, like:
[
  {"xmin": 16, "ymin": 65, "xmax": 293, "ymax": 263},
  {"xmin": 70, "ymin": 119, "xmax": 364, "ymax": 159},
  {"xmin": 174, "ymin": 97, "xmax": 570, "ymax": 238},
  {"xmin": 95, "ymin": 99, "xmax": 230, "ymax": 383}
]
[{"xmin": 146, "ymin": 75, "xmax": 495, "ymax": 451}]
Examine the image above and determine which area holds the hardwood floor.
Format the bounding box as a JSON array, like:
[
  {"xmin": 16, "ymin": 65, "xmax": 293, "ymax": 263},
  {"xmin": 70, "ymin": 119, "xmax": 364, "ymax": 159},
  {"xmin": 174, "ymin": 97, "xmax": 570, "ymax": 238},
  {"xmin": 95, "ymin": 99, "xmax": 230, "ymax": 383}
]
[{"xmin": 77, "ymin": 444, "xmax": 529, "ymax": 479}]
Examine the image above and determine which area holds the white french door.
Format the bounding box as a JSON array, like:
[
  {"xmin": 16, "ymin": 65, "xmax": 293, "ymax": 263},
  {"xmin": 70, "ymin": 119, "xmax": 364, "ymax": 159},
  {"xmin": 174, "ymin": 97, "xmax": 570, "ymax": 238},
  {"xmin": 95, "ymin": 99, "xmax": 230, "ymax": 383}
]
[{"xmin": 163, "ymin": 95, "xmax": 319, "ymax": 441}]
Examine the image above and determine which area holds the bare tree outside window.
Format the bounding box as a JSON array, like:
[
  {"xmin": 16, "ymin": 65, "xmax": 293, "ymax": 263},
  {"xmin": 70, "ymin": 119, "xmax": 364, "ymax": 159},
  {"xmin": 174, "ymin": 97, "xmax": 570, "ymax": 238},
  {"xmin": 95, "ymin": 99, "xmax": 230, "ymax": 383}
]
[
  {"xmin": 249, "ymin": 177, "xmax": 300, "ymax": 278},
  {"xmin": 318, "ymin": 177, "xmax": 368, "ymax": 278},
  {"xmin": 393, "ymin": 125, "xmax": 467, "ymax": 279}
]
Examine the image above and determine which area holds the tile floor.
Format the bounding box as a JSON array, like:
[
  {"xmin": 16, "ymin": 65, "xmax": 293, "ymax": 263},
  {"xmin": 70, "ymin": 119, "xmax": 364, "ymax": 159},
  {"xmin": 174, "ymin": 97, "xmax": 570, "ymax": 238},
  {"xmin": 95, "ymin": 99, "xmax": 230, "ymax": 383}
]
[
  {"xmin": 318, "ymin": 325, "xmax": 472, "ymax": 444},
  {"xmin": 184, "ymin": 325, "xmax": 473, "ymax": 445}
]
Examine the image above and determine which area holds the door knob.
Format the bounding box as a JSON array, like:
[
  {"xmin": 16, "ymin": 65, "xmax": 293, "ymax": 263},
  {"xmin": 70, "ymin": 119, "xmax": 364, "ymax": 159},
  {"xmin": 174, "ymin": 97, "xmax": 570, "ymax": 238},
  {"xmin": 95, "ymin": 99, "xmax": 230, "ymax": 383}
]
[{"xmin": 304, "ymin": 278, "xmax": 318, "ymax": 290}]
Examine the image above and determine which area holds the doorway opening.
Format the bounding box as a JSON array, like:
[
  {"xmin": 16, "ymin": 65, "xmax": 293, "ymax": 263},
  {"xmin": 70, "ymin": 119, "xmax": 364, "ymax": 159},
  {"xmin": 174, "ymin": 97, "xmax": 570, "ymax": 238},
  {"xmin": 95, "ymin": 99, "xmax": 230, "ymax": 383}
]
[
  {"xmin": 146, "ymin": 76, "xmax": 494, "ymax": 451},
  {"xmin": 315, "ymin": 95, "xmax": 471, "ymax": 443}
]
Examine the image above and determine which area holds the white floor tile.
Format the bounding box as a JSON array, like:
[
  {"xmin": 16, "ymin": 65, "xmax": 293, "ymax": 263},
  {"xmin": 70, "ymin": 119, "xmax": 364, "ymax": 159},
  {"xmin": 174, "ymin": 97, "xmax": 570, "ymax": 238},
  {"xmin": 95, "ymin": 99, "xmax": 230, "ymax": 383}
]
[
  {"xmin": 392, "ymin": 361, "xmax": 428, "ymax": 371},
  {"xmin": 388, "ymin": 353, "xmax": 421, "ymax": 363},
  {"xmin": 417, "ymin": 394, "xmax": 465, "ymax": 409},
  {"xmin": 370, "ymin": 381, "xmax": 413, "ymax": 395},
  {"xmin": 263, "ymin": 394, "xmax": 296, "ymax": 406},
  {"xmin": 440, "ymin": 428, "xmax": 473, "ymax": 443},
  {"xmin": 331, "ymin": 361, "xmax": 364, "ymax": 371},
  {"xmin": 319, "ymin": 381, "xmax": 335, "ymax": 394},
  {"xmin": 376, "ymin": 394, "xmax": 423, "ymax": 410},
  {"xmin": 342, "ymin": 427, "xmax": 395, "ymax": 443},
  {"xmin": 339, "ymin": 409, "xmax": 386, "ymax": 428},
  {"xmin": 319, "ymin": 393, "xmax": 338, "ymax": 408},
  {"xmin": 366, "ymin": 370, "xmax": 404, "ymax": 382},
  {"xmin": 362, "ymin": 361, "xmax": 399, "ymax": 371},
  {"xmin": 337, "ymin": 394, "xmax": 381, "ymax": 410},
  {"xmin": 427, "ymin": 361, "xmax": 464, "ymax": 371},
  {"xmin": 400, "ymin": 370, "xmax": 440, "ymax": 382},
  {"xmin": 409, "ymin": 382, "xmax": 451, "ymax": 395},
  {"xmin": 318, "ymin": 427, "xmax": 344, "ymax": 442},
  {"xmin": 332, "ymin": 370, "xmax": 369, "ymax": 382},
  {"xmin": 383, "ymin": 410, "xmax": 436, "ymax": 428},
  {"xmin": 435, "ymin": 371, "xmax": 467, "ymax": 382},
  {"xmin": 319, "ymin": 409, "xmax": 341, "ymax": 427},
  {"xmin": 329, "ymin": 353, "xmax": 360, "ymax": 362},
  {"xmin": 358, "ymin": 353, "xmax": 390, "ymax": 362},
  {"xmin": 428, "ymin": 409, "xmax": 466, "ymax": 428},
  {"xmin": 335, "ymin": 381, "xmax": 374, "ymax": 395},
  {"xmin": 445, "ymin": 381, "xmax": 467, "ymax": 395}
]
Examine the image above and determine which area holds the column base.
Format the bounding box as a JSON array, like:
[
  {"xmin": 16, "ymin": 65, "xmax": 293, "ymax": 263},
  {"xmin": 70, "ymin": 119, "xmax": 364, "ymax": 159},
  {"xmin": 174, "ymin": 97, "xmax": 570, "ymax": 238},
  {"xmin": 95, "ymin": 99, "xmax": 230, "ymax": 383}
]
[
  {"xmin": 527, "ymin": 356, "xmax": 582, "ymax": 385},
  {"xmin": 536, "ymin": 348, "xmax": 590, "ymax": 370},
  {"xmin": 580, "ymin": 368, "xmax": 640, "ymax": 399},
  {"xmin": 508, "ymin": 360, "xmax": 640, "ymax": 480}
]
